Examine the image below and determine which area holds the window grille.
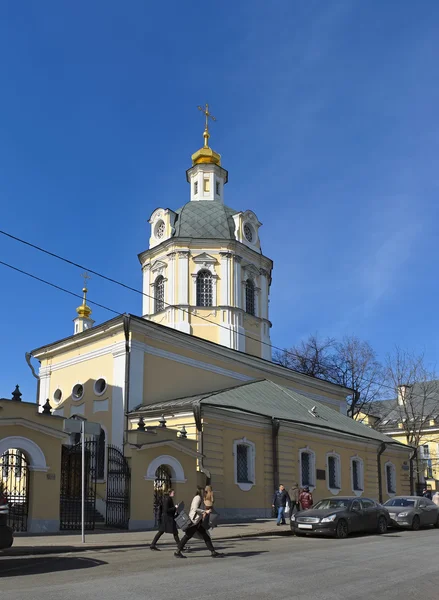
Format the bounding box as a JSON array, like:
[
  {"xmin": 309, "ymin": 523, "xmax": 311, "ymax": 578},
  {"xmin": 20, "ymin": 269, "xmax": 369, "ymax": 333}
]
[
  {"xmin": 236, "ymin": 444, "xmax": 250, "ymax": 483},
  {"xmin": 97, "ymin": 429, "xmax": 106, "ymax": 480},
  {"xmin": 245, "ymin": 279, "xmax": 255, "ymax": 315},
  {"xmin": 154, "ymin": 276, "xmax": 165, "ymax": 313},
  {"xmin": 196, "ymin": 270, "xmax": 213, "ymax": 307},
  {"xmin": 386, "ymin": 464, "xmax": 395, "ymax": 494},
  {"xmin": 301, "ymin": 452, "xmax": 311, "ymax": 486},
  {"xmin": 352, "ymin": 459, "xmax": 362, "ymax": 491}
]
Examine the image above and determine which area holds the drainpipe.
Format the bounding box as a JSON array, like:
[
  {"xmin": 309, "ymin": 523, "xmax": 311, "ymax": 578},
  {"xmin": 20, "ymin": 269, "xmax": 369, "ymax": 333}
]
[
  {"xmin": 193, "ymin": 402, "xmax": 210, "ymax": 483},
  {"xmin": 123, "ymin": 314, "xmax": 131, "ymax": 448},
  {"xmin": 272, "ymin": 418, "xmax": 280, "ymax": 489},
  {"xmin": 25, "ymin": 352, "xmax": 40, "ymax": 406},
  {"xmin": 377, "ymin": 442, "xmax": 387, "ymax": 503},
  {"xmin": 409, "ymin": 447, "xmax": 417, "ymax": 496}
]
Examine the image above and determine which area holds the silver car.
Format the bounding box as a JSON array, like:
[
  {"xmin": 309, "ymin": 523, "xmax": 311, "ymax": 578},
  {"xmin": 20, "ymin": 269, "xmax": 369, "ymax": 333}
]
[{"xmin": 384, "ymin": 496, "xmax": 439, "ymax": 531}]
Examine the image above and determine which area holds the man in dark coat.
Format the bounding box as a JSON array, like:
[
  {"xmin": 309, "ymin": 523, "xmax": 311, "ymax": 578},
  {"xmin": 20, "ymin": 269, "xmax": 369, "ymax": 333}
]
[
  {"xmin": 272, "ymin": 484, "xmax": 290, "ymax": 526},
  {"xmin": 150, "ymin": 489, "xmax": 181, "ymax": 550}
]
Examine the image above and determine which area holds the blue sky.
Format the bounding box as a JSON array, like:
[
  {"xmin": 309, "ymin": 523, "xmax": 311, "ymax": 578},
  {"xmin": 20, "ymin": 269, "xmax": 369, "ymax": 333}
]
[{"xmin": 1, "ymin": 1, "xmax": 438, "ymax": 402}]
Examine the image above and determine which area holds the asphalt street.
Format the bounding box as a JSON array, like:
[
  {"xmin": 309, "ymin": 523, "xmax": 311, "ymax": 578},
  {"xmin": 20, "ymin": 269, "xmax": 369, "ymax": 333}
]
[{"xmin": 1, "ymin": 528, "xmax": 439, "ymax": 600}]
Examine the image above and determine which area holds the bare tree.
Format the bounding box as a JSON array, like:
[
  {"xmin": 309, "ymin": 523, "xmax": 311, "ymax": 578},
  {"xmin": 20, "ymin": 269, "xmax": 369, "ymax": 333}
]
[
  {"xmin": 273, "ymin": 334, "xmax": 335, "ymax": 379},
  {"xmin": 274, "ymin": 334, "xmax": 384, "ymax": 418},
  {"xmin": 379, "ymin": 348, "xmax": 439, "ymax": 489}
]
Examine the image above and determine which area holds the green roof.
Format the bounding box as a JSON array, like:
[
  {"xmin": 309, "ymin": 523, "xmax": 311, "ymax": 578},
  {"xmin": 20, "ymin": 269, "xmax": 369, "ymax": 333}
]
[
  {"xmin": 173, "ymin": 202, "xmax": 238, "ymax": 239},
  {"xmin": 133, "ymin": 379, "xmax": 409, "ymax": 447}
]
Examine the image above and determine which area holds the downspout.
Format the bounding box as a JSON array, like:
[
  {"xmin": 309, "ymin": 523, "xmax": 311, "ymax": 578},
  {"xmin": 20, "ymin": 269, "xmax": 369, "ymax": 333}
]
[
  {"xmin": 123, "ymin": 314, "xmax": 131, "ymax": 447},
  {"xmin": 272, "ymin": 418, "xmax": 280, "ymax": 489},
  {"xmin": 377, "ymin": 442, "xmax": 387, "ymax": 503},
  {"xmin": 409, "ymin": 447, "xmax": 417, "ymax": 496},
  {"xmin": 193, "ymin": 401, "xmax": 211, "ymax": 483},
  {"xmin": 25, "ymin": 352, "xmax": 40, "ymax": 406}
]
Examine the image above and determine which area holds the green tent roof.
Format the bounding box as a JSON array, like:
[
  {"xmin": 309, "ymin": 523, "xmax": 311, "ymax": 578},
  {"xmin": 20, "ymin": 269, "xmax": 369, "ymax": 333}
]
[{"xmin": 133, "ymin": 379, "xmax": 409, "ymax": 447}]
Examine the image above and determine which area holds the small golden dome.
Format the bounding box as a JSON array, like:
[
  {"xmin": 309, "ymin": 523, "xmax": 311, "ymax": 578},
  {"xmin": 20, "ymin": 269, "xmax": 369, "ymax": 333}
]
[{"xmin": 76, "ymin": 287, "xmax": 92, "ymax": 319}]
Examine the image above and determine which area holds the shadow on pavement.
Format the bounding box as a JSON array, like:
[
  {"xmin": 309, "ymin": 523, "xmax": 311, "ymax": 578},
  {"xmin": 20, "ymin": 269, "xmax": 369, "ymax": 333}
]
[{"xmin": 0, "ymin": 556, "xmax": 107, "ymax": 578}]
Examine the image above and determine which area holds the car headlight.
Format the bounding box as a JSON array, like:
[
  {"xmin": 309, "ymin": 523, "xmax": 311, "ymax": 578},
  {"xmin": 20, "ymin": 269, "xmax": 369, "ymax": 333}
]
[
  {"xmin": 397, "ymin": 512, "xmax": 409, "ymax": 518},
  {"xmin": 321, "ymin": 514, "xmax": 336, "ymax": 523}
]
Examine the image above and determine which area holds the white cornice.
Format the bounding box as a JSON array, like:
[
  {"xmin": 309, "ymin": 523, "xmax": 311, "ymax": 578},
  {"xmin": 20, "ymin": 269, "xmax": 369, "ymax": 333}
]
[
  {"xmin": 0, "ymin": 418, "xmax": 69, "ymax": 440},
  {"xmin": 130, "ymin": 439, "xmax": 202, "ymax": 459}
]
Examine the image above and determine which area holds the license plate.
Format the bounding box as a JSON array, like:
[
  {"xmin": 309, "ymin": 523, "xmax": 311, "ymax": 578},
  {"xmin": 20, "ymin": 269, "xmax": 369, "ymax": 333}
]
[{"xmin": 298, "ymin": 524, "xmax": 313, "ymax": 529}]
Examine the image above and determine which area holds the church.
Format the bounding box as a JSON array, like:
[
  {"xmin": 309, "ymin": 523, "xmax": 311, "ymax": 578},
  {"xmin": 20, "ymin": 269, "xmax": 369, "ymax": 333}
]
[{"xmin": 0, "ymin": 107, "xmax": 412, "ymax": 533}]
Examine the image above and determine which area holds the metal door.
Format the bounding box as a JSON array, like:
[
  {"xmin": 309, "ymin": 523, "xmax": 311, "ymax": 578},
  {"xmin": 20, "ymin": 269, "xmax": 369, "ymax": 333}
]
[
  {"xmin": 106, "ymin": 445, "xmax": 131, "ymax": 529},
  {"xmin": 0, "ymin": 450, "xmax": 29, "ymax": 532}
]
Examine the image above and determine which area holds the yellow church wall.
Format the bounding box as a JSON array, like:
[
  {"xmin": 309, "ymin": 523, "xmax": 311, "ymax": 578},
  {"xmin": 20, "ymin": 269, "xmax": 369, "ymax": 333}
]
[
  {"xmin": 136, "ymin": 333, "xmax": 347, "ymax": 410},
  {"xmin": 128, "ymin": 414, "xmax": 198, "ymax": 442},
  {"xmin": 37, "ymin": 330, "xmax": 125, "ymax": 367},
  {"xmin": 201, "ymin": 412, "xmax": 412, "ymax": 518},
  {"xmin": 128, "ymin": 442, "xmax": 199, "ymax": 530}
]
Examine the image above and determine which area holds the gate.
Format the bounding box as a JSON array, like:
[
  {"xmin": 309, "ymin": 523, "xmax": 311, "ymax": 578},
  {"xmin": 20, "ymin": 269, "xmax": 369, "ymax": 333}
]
[
  {"xmin": 0, "ymin": 450, "xmax": 29, "ymax": 532},
  {"xmin": 60, "ymin": 441, "xmax": 97, "ymax": 530},
  {"xmin": 153, "ymin": 465, "xmax": 171, "ymax": 526},
  {"xmin": 106, "ymin": 445, "xmax": 130, "ymax": 529}
]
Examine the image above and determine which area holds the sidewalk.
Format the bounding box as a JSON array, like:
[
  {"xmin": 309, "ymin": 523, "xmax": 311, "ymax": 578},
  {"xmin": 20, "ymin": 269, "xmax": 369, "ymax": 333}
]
[{"xmin": 2, "ymin": 520, "xmax": 292, "ymax": 556}]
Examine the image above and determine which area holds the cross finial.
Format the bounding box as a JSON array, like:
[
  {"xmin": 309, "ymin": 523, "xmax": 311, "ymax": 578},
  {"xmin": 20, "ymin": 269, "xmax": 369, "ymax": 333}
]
[
  {"xmin": 197, "ymin": 103, "xmax": 216, "ymax": 148},
  {"xmin": 81, "ymin": 272, "xmax": 91, "ymax": 289}
]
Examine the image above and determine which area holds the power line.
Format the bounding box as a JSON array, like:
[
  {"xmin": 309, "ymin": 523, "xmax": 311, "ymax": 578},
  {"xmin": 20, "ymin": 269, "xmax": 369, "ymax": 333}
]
[
  {"xmin": 0, "ymin": 260, "xmax": 121, "ymax": 316},
  {"xmin": 0, "ymin": 229, "xmax": 396, "ymax": 396}
]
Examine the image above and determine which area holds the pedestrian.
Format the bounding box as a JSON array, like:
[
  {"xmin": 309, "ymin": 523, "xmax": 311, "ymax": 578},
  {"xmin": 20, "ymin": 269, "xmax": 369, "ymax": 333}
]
[
  {"xmin": 203, "ymin": 485, "xmax": 215, "ymax": 530},
  {"xmin": 150, "ymin": 488, "xmax": 181, "ymax": 551},
  {"xmin": 174, "ymin": 487, "xmax": 224, "ymax": 559},
  {"xmin": 288, "ymin": 482, "xmax": 300, "ymax": 515},
  {"xmin": 299, "ymin": 486, "xmax": 313, "ymax": 511},
  {"xmin": 432, "ymin": 491, "xmax": 439, "ymax": 506},
  {"xmin": 422, "ymin": 487, "xmax": 433, "ymax": 500},
  {"xmin": 272, "ymin": 484, "xmax": 290, "ymax": 526}
]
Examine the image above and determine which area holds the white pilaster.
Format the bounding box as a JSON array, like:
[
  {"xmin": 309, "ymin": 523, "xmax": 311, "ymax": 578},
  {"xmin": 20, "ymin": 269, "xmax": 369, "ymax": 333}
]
[
  {"xmin": 142, "ymin": 265, "xmax": 151, "ymax": 316},
  {"xmin": 220, "ymin": 252, "xmax": 232, "ymax": 306},
  {"xmin": 112, "ymin": 346, "xmax": 126, "ymax": 449},
  {"xmin": 38, "ymin": 366, "xmax": 51, "ymax": 412},
  {"xmin": 178, "ymin": 251, "xmax": 189, "ymax": 304},
  {"xmin": 261, "ymin": 321, "xmax": 272, "ymax": 361},
  {"xmin": 259, "ymin": 269, "xmax": 269, "ymax": 321},
  {"xmin": 234, "ymin": 256, "xmax": 242, "ymax": 309},
  {"xmin": 167, "ymin": 252, "xmax": 176, "ymax": 307}
]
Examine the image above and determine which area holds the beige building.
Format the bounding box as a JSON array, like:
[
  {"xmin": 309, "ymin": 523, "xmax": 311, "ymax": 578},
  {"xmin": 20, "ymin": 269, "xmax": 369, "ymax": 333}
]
[{"xmin": 0, "ymin": 115, "xmax": 413, "ymax": 532}]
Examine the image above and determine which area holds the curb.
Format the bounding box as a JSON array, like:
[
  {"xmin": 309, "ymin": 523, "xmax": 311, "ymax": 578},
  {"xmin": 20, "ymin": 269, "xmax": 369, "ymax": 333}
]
[{"xmin": 1, "ymin": 528, "xmax": 293, "ymax": 557}]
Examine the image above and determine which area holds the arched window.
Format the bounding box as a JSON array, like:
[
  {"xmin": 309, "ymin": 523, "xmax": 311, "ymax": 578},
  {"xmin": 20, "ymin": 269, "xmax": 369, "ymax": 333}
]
[
  {"xmin": 97, "ymin": 428, "xmax": 106, "ymax": 480},
  {"xmin": 245, "ymin": 279, "xmax": 255, "ymax": 315},
  {"xmin": 154, "ymin": 275, "xmax": 165, "ymax": 313},
  {"xmin": 196, "ymin": 270, "xmax": 213, "ymax": 307}
]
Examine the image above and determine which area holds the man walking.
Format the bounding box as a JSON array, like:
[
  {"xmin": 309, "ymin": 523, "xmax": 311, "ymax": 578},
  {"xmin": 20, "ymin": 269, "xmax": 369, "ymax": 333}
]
[
  {"xmin": 272, "ymin": 484, "xmax": 290, "ymax": 526},
  {"xmin": 299, "ymin": 486, "xmax": 313, "ymax": 510}
]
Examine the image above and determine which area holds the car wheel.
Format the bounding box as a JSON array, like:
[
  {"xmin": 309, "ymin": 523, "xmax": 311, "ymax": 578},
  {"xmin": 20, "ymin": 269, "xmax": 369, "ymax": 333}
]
[
  {"xmin": 335, "ymin": 519, "xmax": 348, "ymax": 539},
  {"xmin": 434, "ymin": 515, "xmax": 439, "ymax": 529},
  {"xmin": 377, "ymin": 516, "xmax": 387, "ymax": 534},
  {"xmin": 411, "ymin": 515, "xmax": 420, "ymax": 531}
]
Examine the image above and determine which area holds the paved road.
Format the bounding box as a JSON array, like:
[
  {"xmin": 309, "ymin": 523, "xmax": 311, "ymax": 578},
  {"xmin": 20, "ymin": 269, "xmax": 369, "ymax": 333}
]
[{"xmin": 2, "ymin": 528, "xmax": 439, "ymax": 599}]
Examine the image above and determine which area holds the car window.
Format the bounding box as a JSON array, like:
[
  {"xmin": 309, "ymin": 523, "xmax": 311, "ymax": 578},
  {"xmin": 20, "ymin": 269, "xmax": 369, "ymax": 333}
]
[
  {"xmin": 423, "ymin": 499, "xmax": 435, "ymax": 506},
  {"xmin": 313, "ymin": 499, "xmax": 350, "ymax": 510},
  {"xmin": 361, "ymin": 499, "xmax": 375, "ymax": 509},
  {"xmin": 351, "ymin": 500, "xmax": 361, "ymax": 511},
  {"xmin": 384, "ymin": 498, "xmax": 416, "ymax": 508},
  {"xmin": 419, "ymin": 501, "xmax": 428, "ymax": 508}
]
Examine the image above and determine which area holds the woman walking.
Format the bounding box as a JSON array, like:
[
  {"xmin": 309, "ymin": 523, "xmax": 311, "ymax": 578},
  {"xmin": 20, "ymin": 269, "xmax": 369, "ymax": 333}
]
[
  {"xmin": 175, "ymin": 487, "xmax": 224, "ymax": 559},
  {"xmin": 203, "ymin": 485, "xmax": 215, "ymax": 530},
  {"xmin": 150, "ymin": 489, "xmax": 181, "ymax": 551}
]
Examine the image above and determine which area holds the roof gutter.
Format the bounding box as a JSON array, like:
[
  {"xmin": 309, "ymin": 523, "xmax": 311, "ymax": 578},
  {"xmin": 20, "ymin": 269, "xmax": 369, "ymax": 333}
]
[
  {"xmin": 25, "ymin": 352, "xmax": 40, "ymax": 406},
  {"xmin": 272, "ymin": 418, "xmax": 280, "ymax": 489},
  {"xmin": 123, "ymin": 315, "xmax": 131, "ymax": 448},
  {"xmin": 410, "ymin": 447, "xmax": 417, "ymax": 496}
]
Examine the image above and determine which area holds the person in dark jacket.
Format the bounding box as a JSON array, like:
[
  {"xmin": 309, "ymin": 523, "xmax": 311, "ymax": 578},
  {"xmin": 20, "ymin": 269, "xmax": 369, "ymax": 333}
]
[
  {"xmin": 150, "ymin": 489, "xmax": 181, "ymax": 550},
  {"xmin": 272, "ymin": 484, "xmax": 290, "ymax": 525}
]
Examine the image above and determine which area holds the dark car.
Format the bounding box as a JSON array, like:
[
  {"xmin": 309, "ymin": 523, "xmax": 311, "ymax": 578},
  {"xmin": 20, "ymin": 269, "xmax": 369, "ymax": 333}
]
[
  {"xmin": 290, "ymin": 496, "xmax": 389, "ymax": 539},
  {"xmin": 384, "ymin": 496, "xmax": 439, "ymax": 530},
  {"xmin": 0, "ymin": 491, "xmax": 14, "ymax": 549}
]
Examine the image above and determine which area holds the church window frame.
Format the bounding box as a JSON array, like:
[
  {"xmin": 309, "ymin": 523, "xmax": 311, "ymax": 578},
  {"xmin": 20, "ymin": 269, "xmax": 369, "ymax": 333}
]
[
  {"xmin": 154, "ymin": 275, "xmax": 165, "ymax": 313},
  {"xmin": 326, "ymin": 452, "xmax": 341, "ymax": 495},
  {"xmin": 154, "ymin": 220, "xmax": 166, "ymax": 240},
  {"xmin": 350, "ymin": 456, "xmax": 364, "ymax": 496},
  {"xmin": 385, "ymin": 461, "xmax": 396, "ymax": 496},
  {"xmin": 233, "ymin": 438, "xmax": 256, "ymax": 492},
  {"xmin": 72, "ymin": 384, "xmax": 84, "ymax": 402},
  {"xmin": 53, "ymin": 388, "xmax": 63, "ymax": 404},
  {"xmin": 245, "ymin": 278, "xmax": 256, "ymax": 316},
  {"xmin": 196, "ymin": 270, "xmax": 213, "ymax": 307}
]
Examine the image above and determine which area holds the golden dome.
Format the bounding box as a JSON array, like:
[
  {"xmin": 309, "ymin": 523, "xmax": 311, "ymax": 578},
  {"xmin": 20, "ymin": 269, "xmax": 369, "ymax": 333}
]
[{"xmin": 76, "ymin": 287, "xmax": 92, "ymax": 319}]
